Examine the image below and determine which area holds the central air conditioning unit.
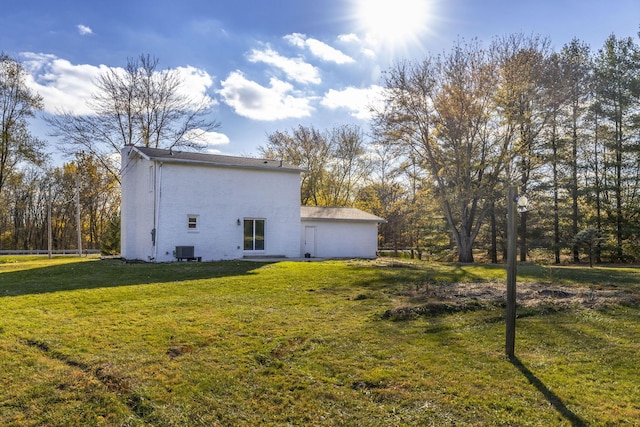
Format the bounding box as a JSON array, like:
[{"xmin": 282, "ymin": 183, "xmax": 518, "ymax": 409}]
[{"xmin": 175, "ymin": 246, "xmax": 194, "ymax": 259}]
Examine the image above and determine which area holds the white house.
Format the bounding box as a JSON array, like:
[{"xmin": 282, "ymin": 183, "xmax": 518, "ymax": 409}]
[{"xmin": 121, "ymin": 146, "xmax": 385, "ymax": 262}]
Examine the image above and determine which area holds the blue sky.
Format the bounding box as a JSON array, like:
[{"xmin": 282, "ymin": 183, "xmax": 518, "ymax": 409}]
[{"xmin": 1, "ymin": 0, "xmax": 638, "ymax": 163}]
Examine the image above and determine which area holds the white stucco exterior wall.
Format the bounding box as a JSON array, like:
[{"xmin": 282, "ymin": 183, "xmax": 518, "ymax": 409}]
[
  {"xmin": 154, "ymin": 163, "xmax": 301, "ymax": 262},
  {"xmin": 300, "ymin": 220, "xmax": 380, "ymax": 259},
  {"xmin": 121, "ymin": 146, "xmax": 155, "ymax": 260},
  {"xmin": 121, "ymin": 147, "xmax": 302, "ymax": 262}
]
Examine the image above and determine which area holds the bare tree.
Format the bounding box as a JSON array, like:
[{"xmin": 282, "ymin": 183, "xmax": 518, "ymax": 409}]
[
  {"xmin": 321, "ymin": 125, "xmax": 371, "ymax": 206},
  {"xmin": 374, "ymin": 40, "xmax": 506, "ymax": 262},
  {"xmin": 46, "ymin": 54, "xmax": 219, "ymax": 182},
  {"xmin": 260, "ymin": 124, "xmax": 371, "ymax": 207},
  {"xmin": 0, "ymin": 53, "xmax": 45, "ymax": 195},
  {"xmin": 260, "ymin": 125, "xmax": 332, "ymax": 206}
]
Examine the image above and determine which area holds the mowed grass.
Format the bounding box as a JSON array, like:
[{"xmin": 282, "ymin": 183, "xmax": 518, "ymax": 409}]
[{"xmin": 0, "ymin": 257, "xmax": 638, "ymax": 426}]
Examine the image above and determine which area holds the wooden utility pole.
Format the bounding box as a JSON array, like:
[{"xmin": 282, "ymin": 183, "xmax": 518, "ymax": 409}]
[
  {"xmin": 47, "ymin": 186, "xmax": 52, "ymax": 259},
  {"xmin": 75, "ymin": 174, "xmax": 82, "ymax": 257},
  {"xmin": 506, "ymin": 186, "xmax": 517, "ymax": 358}
]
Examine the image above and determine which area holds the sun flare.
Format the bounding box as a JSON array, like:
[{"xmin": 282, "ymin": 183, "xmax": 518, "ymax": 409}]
[{"xmin": 352, "ymin": 0, "xmax": 434, "ymax": 53}]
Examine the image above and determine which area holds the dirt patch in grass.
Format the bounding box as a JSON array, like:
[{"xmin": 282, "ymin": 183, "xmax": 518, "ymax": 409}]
[
  {"xmin": 383, "ymin": 281, "xmax": 640, "ymax": 320},
  {"xmin": 21, "ymin": 338, "xmax": 156, "ymax": 421},
  {"xmin": 166, "ymin": 345, "xmax": 193, "ymax": 359}
]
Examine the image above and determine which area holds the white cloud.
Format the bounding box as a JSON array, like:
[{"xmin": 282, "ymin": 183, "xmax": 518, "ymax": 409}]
[
  {"xmin": 338, "ymin": 33, "xmax": 360, "ymax": 43},
  {"xmin": 305, "ymin": 39, "xmax": 355, "ymax": 64},
  {"xmin": 21, "ymin": 53, "xmax": 105, "ymax": 115},
  {"xmin": 285, "ymin": 33, "xmax": 354, "ymax": 64},
  {"xmin": 321, "ymin": 85, "xmax": 386, "ymax": 120},
  {"xmin": 247, "ymin": 47, "xmax": 320, "ymax": 85},
  {"xmin": 338, "ymin": 33, "xmax": 376, "ymax": 58},
  {"xmin": 20, "ymin": 53, "xmax": 217, "ymax": 116},
  {"xmin": 77, "ymin": 24, "xmax": 93, "ymax": 35},
  {"xmin": 184, "ymin": 129, "xmax": 229, "ymax": 147},
  {"xmin": 218, "ymin": 71, "xmax": 314, "ymax": 121},
  {"xmin": 285, "ymin": 33, "xmax": 306, "ymax": 49},
  {"xmin": 360, "ymin": 47, "xmax": 377, "ymax": 58},
  {"xmin": 174, "ymin": 66, "xmax": 217, "ymax": 107}
]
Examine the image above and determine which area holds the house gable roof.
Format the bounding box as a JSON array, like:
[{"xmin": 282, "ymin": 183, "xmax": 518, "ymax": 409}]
[
  {"xmin": 301, "ymin": 206, "xmax": 386, "ymax": 223},
  {"xmin": 129, "ymin": 146, "xmax": 305, "ymax": 173}
]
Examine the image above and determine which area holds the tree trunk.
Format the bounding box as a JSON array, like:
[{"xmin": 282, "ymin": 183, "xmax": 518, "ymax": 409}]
[
  {"xmin": 490, "ymin": 202, "xmax": 498, "ymax": 264},
  {"xmin": 571, "ymin": 127, "xmax": 580, "ymax": 263},
  {"xmin": 615, "ymin": 116, "xmax": 623, "ymax": 261},
  {"xmin": 448, "ymin": 216, "xmax": 475, "ymax": 263},
  {"xmin": 552, "ymin": 127, "xmax": 561, "ymax": 264},
  {"xmin": 554, "ymin": 184, "xmax": 560, "ymax": 264},
  {"xmin": 594, "ymin": 113, "xmax": 602, "ymax": 264},
  {"xmin": 457, "ymin": 235, "xmax": 474, "ymax": 263}
]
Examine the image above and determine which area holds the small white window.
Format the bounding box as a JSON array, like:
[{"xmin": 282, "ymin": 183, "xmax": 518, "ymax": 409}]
[{"xmin": 187, "ymin": 215, "xmax": 199, "ymax": 231}]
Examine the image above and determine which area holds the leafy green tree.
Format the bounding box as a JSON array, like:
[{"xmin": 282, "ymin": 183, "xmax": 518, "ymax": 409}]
[
  {"xmin": 100, "ymin": 213, "xmax": 121, "ymax": 255},
  {"xmin": 573, "ymin": 227, "xmax": 605, "ymax": 267}
]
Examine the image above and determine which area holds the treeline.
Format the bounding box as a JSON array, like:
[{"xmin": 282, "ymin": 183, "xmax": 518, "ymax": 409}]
[
  {"xmin": 0, "ymin": 154, "xmax": 120, "ymax": 253},
  {"xmin": 370, "ymin": 33, "xmax": 640, "ymax": 263},
  {"xmin": 262, "ymin": 32, "xmax": 640, "ymax": 264},
  {"xmin": 2, "ymin": 31, "xmax": 639, "ymax": 262}
]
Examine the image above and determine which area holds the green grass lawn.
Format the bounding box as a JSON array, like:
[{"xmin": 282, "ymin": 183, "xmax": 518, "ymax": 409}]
[{"xmin": 0, "ymin": 257, "xmax": 638, "ymax": 426}]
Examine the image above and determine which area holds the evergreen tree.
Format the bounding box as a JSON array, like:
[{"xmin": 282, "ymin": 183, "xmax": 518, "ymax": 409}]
[{"xmin": 593, "ymin": 35, "xmax": 640, "ymax": 260}]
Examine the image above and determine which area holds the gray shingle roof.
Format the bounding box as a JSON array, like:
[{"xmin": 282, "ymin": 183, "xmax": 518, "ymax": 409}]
[
  {"xmin": 131, "ymin": 146, "xmax": 305, "ymax": 173},
  {"xmin": 301, "ymin": 206, "xmax": 386, "ymax": 223}
]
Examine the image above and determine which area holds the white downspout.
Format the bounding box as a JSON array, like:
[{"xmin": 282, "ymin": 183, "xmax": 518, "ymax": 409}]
[{"xmin": 153, "ymin": 161, "xmax": 163, "ymax": 261}]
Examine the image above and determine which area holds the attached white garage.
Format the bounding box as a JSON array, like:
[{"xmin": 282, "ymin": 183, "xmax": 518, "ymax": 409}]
[
  {"xmin": 121, "ymin": 146, "xmax": 386, "ymax": 262},
  {"xmin": 300, "ymin": 207, "xmax": 386, "ymax": 259}
]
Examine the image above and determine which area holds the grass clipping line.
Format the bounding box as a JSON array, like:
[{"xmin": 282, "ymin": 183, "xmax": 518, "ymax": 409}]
[
  {"xmin": 21, "ymin": 337, "xmax": 156, "ymax": 421},
  {"xmin": 381, "ymin": 281, "xmax": 639, "ymax": 321}
]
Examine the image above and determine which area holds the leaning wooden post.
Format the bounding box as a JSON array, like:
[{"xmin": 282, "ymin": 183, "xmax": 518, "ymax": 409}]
[
  {"xmin": 48, "ymin": 186, "xmax": 52, "ymax": 260},
  {"xmin": 75, "ymin": 173, "xmax": 82, "ymax": 257},
  {"xmin": 506, "ymin": 186, "xmax": 517, "ymax": 358}
]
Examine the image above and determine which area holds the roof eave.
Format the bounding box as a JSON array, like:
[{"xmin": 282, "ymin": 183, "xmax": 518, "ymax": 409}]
[
  {"xmin": 301, "ymin": 217, "xmax": 387, "ymax": 224},
  {"xmin": 152, "ymin": 157, "xmax": 304, "ymax": 173},
  {"xmin": 132, "ymin": 146, "xmax": 305, "ymax": 173}
]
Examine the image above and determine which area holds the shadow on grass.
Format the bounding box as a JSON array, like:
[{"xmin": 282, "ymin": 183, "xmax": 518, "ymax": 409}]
[
  {"xmin": 510, "ymin": 356, "xmax": 586, "ymax": 427},
  {"xmin": 519, "ymin": 263, "xmax": 640, "ymax": 288},
  {"xmin": 0, "ymin": 259, "xmax": 270, "ymax": 297},
  {"xmin": 350, "ymin": 261, "xmax": 508, "ymax": 291}
]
